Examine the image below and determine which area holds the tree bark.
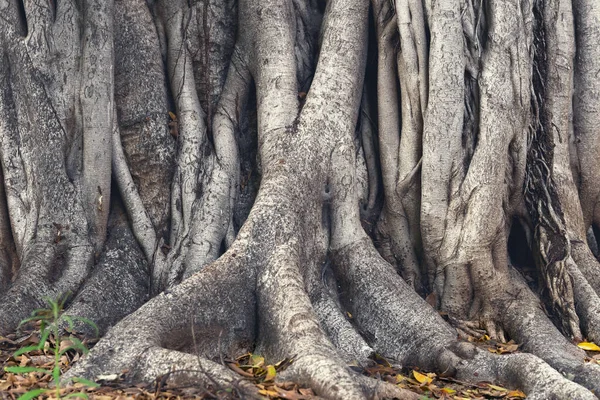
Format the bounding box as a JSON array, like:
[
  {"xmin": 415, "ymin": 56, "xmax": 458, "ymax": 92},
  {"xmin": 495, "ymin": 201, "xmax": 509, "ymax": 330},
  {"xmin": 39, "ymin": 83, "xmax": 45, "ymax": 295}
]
[{"xmin": 1, "ymin": 0, "xmax": 600, "ymax": 398}]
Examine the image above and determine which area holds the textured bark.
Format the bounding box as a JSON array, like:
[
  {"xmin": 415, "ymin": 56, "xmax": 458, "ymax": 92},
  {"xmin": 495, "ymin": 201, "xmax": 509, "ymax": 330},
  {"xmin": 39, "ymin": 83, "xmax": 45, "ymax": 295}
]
[{"xmin": 1, "ymin": 0, "xmax": 600, "ymax": 398}]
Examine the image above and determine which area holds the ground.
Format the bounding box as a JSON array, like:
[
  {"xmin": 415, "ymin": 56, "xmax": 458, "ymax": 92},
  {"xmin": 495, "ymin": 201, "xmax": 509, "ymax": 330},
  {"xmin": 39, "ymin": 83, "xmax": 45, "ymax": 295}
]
[{"xmin": 2, "ymin": 321, "xmax": 600, "ymax": 399}]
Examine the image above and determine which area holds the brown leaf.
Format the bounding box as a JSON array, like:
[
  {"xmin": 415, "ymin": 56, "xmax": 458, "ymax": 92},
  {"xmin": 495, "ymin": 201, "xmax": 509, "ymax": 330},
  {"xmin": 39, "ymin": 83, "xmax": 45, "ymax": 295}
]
[
  {"xmin": 19, "ymin": 355, "xmax": 29, "ymax": 367},
  {"xmin": 227, "ymin": 362, "xmax": 254, "ymax": 378},
  {"xmin": 29, "ymin": 355, "xmax": 54, "ymax": 365},
  {"xmin": 298, "ymin": 388, "xmax": 315, "ymax": 396},
  {"xmin": 425, "ymin": 292, "xmax": 438, "ymax": 307},
  {"xmin": 274, "ymin": 385, "xmax": 311, "ymax": 400}
]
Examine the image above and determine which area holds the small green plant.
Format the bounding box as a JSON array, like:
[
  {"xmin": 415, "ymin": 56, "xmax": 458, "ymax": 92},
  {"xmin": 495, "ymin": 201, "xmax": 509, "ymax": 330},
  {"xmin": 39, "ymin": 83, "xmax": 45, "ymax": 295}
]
[{"xmin": 4, "ymin": 294, "xmax": 100, "ymax": 400}]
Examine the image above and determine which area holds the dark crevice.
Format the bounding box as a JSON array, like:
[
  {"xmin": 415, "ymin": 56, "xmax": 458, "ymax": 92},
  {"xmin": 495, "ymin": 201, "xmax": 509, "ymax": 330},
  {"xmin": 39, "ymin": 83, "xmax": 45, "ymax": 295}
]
[
  {"xmin": 508, "ymin": 218, "xmax": 537, "ymax": 288},
  {"xmin": 461, "ymin": 0, "xmax": 485, "ymax": 174},
  {"xmin": 591, "ymin": 224, "xmax": 600, "ymax": 257},
  {"xmin": 17, "ymin": 0, "xmax": 28, "ymax": 38},
  {"xmin": 234, "ymin": 83, "xmax": 259, "ymax": 233},
  {"xmin": 51, "ymin": 0, "xmax": 57, "ymax": 23},
  {"xmin": 47, "ymin": 246, "xmax": 66, "ymax": 284}
]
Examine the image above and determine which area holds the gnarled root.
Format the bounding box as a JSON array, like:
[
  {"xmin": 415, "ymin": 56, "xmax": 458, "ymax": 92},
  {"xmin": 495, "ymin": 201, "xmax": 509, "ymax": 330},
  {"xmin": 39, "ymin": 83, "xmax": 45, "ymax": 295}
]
[{"xmin": 331, "ymin": 237, "xmax": 599, "ymax": 398}]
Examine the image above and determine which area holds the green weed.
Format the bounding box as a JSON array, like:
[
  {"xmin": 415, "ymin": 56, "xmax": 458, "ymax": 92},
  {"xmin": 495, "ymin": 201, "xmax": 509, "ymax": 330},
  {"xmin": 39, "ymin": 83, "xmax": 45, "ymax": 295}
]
[{"xmin": 4, "ymin": 294, "xmax": 99, "ymax": 400}]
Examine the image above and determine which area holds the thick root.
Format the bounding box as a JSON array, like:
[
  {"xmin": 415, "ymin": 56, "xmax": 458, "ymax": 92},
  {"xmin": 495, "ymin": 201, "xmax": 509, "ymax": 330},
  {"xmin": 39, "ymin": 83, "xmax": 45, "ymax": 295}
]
[
  {"xmin": 331, "ymin": 237, "xmax": 599, "ymax": 398},
  {"xmin": 64, "ymin": 248, "xmax": 255, "ymax": 379}
]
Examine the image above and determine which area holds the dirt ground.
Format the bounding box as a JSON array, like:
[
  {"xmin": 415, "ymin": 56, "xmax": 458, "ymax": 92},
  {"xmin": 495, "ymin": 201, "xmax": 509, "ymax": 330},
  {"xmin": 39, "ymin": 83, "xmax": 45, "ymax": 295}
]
[{"xmin": 0, "ymin": 324, "xmax": 555, "ymax": 399}]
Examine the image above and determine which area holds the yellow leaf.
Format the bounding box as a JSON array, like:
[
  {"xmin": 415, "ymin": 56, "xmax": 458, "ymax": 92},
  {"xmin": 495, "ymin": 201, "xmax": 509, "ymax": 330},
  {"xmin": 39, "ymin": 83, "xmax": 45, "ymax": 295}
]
[
  {"xmin": 265, "ymin": 365, "xmax": 276, "ymax": 381},
  {"xmin": 168, "ymin": 111, "xmax": 177, "ymax": 121},
  {"xmin": 412, "ymin": 370, "xmax": 433, "ymax": 384},
  {"xmin": 488, "ymin": 384, "xmax": 508, "ymax": 391},
  {"xmin": 508, "ymin": 390, "xmax": 527, "ymax": 398},
  {"xmin": 441, "ymin": 387, "xmax": 456, "ymax": 394},
  {"xmin": 578, "ymin": 342, "xmax": 600, "ymax": 351},
  {"xmin": 251, "ymin": 354, "xmax": 265, "ymax": 368},
  {"xmin": 258, "ymin": 389, "xmax": 279, "ymax": 397}
]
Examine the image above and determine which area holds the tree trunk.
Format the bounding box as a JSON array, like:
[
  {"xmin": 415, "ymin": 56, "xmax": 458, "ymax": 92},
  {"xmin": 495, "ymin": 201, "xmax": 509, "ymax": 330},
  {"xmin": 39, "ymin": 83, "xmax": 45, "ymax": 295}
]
[{"xmin": 1, "ymin": 0, "xmax": 600, "ymax": 398}]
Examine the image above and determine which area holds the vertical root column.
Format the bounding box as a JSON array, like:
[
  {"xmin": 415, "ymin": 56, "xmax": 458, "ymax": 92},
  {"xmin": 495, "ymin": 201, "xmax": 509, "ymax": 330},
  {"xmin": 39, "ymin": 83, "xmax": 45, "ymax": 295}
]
[{"xmin": 525, "ymin": 0, "xmax": 580, "ymax": 340}]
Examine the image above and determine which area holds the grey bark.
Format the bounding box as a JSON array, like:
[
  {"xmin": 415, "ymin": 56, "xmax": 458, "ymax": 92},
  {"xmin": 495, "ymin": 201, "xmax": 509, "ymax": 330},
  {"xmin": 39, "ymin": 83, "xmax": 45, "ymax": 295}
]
[{"xmin": 1, "ymin": 0, "xmax": 600, "ymax": 399}]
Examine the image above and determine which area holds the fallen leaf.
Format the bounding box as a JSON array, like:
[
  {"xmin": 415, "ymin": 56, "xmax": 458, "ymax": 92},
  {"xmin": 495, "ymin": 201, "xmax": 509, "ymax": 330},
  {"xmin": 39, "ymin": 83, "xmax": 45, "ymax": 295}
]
[
  {"xmin": 19, "ymin": 355, "xmax": 29, "ymax": 367},
  {"xmin": 274, "ymin": 385, "xmax": 310, "ymax": 400},
  {"xmin": 578, "ymin": 342, "xmax": 600, "ymax": 351},
  {"xmin": 265, "ymin": 365, "xmax": 277, "ymax": 381},
  {"xmin": 508, "ymin": 389, "xmax": 527, "ymax": 398},
  {"xmin": 29, "ymin": 355, "xmax": 54, "ymax": 365},
  {"xmin": 251, "ymin": 354, "xmax": 265, "ymax": 368},
  {"xmin": 227, "ymin": 362, "xmax": 254, "ymax": 377},
  {"xmin": 425, "ymin": 292, "xmax": 437, "ymax": 308},
  {"xmin": 96, "ymin": 374, "xmax": 119, "ymax": 381},
  {"xmin": 258, "ymin": 388, "xmax": 279, "ymax": 397},
  {"xmin": 413, "ymin": 370, "xmax": 433, "ymax": 384}
]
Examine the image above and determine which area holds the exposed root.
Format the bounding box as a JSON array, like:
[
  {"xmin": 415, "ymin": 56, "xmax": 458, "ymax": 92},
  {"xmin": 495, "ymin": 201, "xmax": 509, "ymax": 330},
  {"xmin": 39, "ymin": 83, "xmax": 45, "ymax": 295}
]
[
  {"xmin": 4, "ymin": 1, "xmax": 600, "ymax": 400},
  {"xmin": 134, "ymin": 347, "xmax": 259, "ymax": 398},
  {"xmin": 63, "ymin": 248, "xmax": 255, "ymax": 383},
  {"xmin": 497, "ymin": 268, "xmax": 600, "ymax": 394},
  {"xmin": 332, "ymin": 237, "xmax": 599, "ymax": 398},
  {"xmin": 312, "ymin": 286, "xmax": 374, "ymax": 365},
  {"xmin": 354, "ymin": 375, "xmax": 422, "ymax": 400}
]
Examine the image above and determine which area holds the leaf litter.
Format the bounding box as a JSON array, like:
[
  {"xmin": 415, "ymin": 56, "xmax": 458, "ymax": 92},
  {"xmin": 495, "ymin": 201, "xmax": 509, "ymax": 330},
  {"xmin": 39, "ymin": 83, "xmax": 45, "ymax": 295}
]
[{"xmin": 5, "ymin": 325, "xmax": 595, "ymax": 399}]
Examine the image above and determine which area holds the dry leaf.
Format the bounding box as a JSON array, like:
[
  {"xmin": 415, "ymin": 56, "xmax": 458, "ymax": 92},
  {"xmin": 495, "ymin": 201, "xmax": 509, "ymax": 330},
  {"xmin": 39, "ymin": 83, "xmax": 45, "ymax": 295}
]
[
  {"xmin": 29, "ymin": 355, "xmax": 54, "ymax": 364},
  {"xmin": 96, "ymin": 374, "xmax": 119, "ymax": 381},
  {"xmin": 251, "ymin": 354, "xmax": 265, "ymax": 368},
  {"xmin": 412, "ymin": 370, "xmax": 433, "ymax": 385},
  {"xmin": 258, "ymin": 388, "xmax": 279, "ymax": 397},
  {"xmin": 508, "ymin": 389, "xmax": 527, "ymax": 398},
  {"xmin": 265, "ymin": 365, "xmax": 277, "ymax": 381},
  {"xmin": 578, "ymin": 342, "xmax": 600, "ymax": 351},
  {"xmin": 425, "ymin": 292, "xmax": 437, "ymax": 308},
  {"xmin": 19, "ymin": 355, "xmax": 29, "ymax": 367}
]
